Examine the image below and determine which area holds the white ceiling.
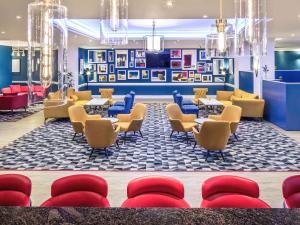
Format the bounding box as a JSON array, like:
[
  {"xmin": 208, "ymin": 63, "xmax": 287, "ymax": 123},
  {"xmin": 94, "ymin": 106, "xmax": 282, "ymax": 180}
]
[{"xmin": 0, "ymin": 0, "xmax": 300, "ymax": 48}]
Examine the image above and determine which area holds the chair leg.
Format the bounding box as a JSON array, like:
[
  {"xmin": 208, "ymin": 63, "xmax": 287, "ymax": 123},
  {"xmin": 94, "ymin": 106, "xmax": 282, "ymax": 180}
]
[
  {"xmin": 123, "ymin": 132, "xmax": 127, "ymax": 144},
  {"xmin": 139, "ymin": 130, "xmax": 143, "ymax": 138},
  {"xmin": 205, "ymin": 150, "xmax": 210, "ymax": 162},
  {"xmin": 233, "ymin": 133, "xmax": 238, "ymax": 141},
  {"xmin": 72, "ymin": 133, "xmax": 77, "ymax": 141},
  {"xmin": 104, "ymin": 148, "xmax": 108, "ymax": 158},
  {"xmin": 220, "ymin": 151, "xmax": 225, "ymax": 161},
  {"xmin": 116, "ymin": 140, "xmax": 120, "ymax": 149},
  {"xmin": 170, "ymin": 130, "xmax": 174, "ymax": 138},
  {"xmin": 185, "ymin": 132, "xmax": 189, "ymax": 144},
  {"xmin": 89, "ymin": 148, "xmax": 95, "ymax": 159},
  {"xmin": 193, "ymin": 142, "xmax": 197, "ymax": 149}
]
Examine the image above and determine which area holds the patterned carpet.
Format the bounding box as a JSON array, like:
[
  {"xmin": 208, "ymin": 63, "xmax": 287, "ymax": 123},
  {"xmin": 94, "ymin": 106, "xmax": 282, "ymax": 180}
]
[
  {"xmin": 0, "ymin": 103, "xmax": 43, "ymax": 122},
  {"xmin": 0, "ymin": 103, "xmax": 300, "ymax": 171}
]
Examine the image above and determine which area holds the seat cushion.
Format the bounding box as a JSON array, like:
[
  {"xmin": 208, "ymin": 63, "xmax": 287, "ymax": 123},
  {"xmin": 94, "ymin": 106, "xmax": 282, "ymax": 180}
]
[
  {"xmin": 121, "ymin": 194, "xmax": 190, "ymax": 208},
  {"xmin": 75, "ymin": 100, "xmax": 89, "ymax": 106},
  {"xmin": 182, "ymin": 122, "xmax": 197, "ymax": 131},
  {"xmin": 182, "ymin": 100, "xmax": 194, "ymax": 105},
  {"xmin": 114, "ymin": 101, "xmax": 125, "ymax": 106},
  {"xmin": 220, "ymin": 101, "xmax": 232, "ymax": 107},
  {"xmin": 0, "ymin": 191, "xmax": 30, "ymax": 207},
  {"xmin": 10, "ymin": 85, "xmax": 21, "ymax": 94},
  {"xmin": 41, "ymin": 191, "xmax": 110, "ymax": 208},
  {"xmin": 285, "ymin": 193, "xmax": 300, "ymax": 208}
]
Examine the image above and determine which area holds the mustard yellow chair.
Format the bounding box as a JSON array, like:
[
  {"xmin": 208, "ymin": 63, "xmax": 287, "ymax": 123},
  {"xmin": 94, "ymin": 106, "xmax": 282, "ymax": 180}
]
[
  {"xmin": 166, "ymin": 103, "xmax": 197, "ymax": 143},
  {"xmin": 67, "ymin": 88, "xmax": 75, "ymax": 98},
  {"xmin": 192, "ymin": 121, "xmax": 231, "ymax": 161},
  {"xmin": 115, "ymin": 103, "xmax": 147, "ymax": 139},
  {"xmin": 208, "ymin": 105, "xmax": 242, "ymax": 140},
  {"xmin": 46, "ymin": 90, "xmax": 63, "ymax": 100},
  {"xmin": 193, "ymin": 88, "xmax": 208, "ymax": 105},
  {"xmin": 68, "ymin": 105, "xmax": 102, "ymax": 141},
  {"xmin": 73, "ymin": 91, "xmax": 92, "ymax": 106},
  {"xmin": 99, "ymin": 88, "xmax": 114, "ymax": 106},
  {"xmin": 44, "ymin": 99, "xmax": 74, "ymax": 123},
  {"xmin": 85, "ymin": 120, "xmax": 120, "ymax": 158}
]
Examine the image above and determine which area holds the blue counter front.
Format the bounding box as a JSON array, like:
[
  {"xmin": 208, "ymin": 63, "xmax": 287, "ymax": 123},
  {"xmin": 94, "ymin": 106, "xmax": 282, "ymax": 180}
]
[{"xmin": 263, "ymin": 80, "xmax": 300, "ymax": 131}]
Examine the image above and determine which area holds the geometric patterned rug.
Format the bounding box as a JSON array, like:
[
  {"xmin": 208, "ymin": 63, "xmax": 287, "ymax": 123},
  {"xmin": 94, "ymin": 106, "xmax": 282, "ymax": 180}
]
[
  {"xmin": 0, "ymin": 103, "xmax": 43, "ymax": 122},
  {"xmin": 0, "ymin": 103, "xmax": 300, "ymax": 171}
]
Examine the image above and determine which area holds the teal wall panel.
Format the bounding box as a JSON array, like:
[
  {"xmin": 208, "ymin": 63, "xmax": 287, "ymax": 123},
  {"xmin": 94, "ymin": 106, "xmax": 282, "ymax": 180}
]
[{"xmin": 0, "ymin": 46, "xmax": 12, "ymax": 90}]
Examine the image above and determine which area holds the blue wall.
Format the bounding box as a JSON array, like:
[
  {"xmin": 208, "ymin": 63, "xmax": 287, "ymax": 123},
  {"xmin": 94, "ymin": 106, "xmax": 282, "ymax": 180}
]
[
  {"xmin": 0, "ymin": 46, "xmax": 12, "ymax": 90},
  {"xmin": 275, "ymin": 51, "xmax": 300, "ymax": 82},
  {"xmin": 239, "ymin": 71, "xmax": 254, "ymax": 93}
]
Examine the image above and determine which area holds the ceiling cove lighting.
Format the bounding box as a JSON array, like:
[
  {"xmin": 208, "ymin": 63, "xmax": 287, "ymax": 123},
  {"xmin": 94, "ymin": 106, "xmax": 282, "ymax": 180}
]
[
  {"xmin": 234, "ymin": 0, "xmax": 267, "ymax": 56},
  {"xmin": 28, "ymin": 0, "xmax": 68, "ymax": 94},
  {"xmin": 100, "ymin": 0, "xmax": 128, "ymax": 46},
  {"xmin": 144, "ymin": 20, "xmax": 164, "ymax": 53}
]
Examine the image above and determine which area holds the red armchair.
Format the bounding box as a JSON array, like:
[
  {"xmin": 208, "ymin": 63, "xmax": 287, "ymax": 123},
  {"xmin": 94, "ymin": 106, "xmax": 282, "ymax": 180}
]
[
  {"xmin": 41, "ymin": 174, "xmax": 110, "ymax": 208},
  {"xmin": 121, "ymin": 176, "xmax": 190, "ymax": 208},
  {"xmin": 0, "ymin": 94, "xmax": 28, "ymax": 111},
  {"xmin": 0, "ymin": 174, "xmax": 32, "ymax": 207},
  {"xmin": 282, "ymin": 175, "xmax": 300, "ymax": 208},
  {"xmin": 201, "ymin": 175, "xmax": 270, "ymax": 208}
]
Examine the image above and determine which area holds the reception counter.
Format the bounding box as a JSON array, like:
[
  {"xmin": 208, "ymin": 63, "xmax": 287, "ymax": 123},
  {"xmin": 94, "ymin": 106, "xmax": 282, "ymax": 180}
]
[{"xmin": 263, "ymin": 80, "xmax": 300, "ymax": 131}]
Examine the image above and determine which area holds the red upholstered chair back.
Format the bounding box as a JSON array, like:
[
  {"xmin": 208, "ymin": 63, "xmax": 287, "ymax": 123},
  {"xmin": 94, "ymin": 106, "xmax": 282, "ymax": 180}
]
[
  {"xmin": 1, "ymin": 87, "xmax": 12, "ymax": 95},
  {"xmin": 0, "ymin": 174, "xmax": 31, "ymax": 197},
  {"xmin": 202, "ymin": 175, "xmax": 260, "ymax": 199},
  {"xmin": 283, "ymin": 175, "xmax": 300, "ymax": 199},
  {"xmin": 20, "ymin": 86, "xmax": 29, "ymax": 93},
  {"xmin": 51, "ymin": 174, "xmax": 108, "ymax": 197},
  {"xmin": 9, "ymin": 85, "xmax": 21, "ymax": 94},
  {"xmin": 127, "ymin": 176, "xmax": 184, "ymax": 199}
]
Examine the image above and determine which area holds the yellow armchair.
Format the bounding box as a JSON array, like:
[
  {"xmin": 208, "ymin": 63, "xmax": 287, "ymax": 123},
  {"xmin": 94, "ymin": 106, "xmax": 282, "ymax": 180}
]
[
  {"xmin": 192, "ymin": 121, "xmax": 231, "ymax": 161},
  {"xmin": 99, "ymin": 88, "xmax": 114, "ymax": 105},
  {"xmin": 68, "ymin": 105, "xmax": 102, "ymax": 140},
  {"xmin": 166, "ymin": 103, "xmax": 197, "ymax": 142},
  {"xmin": 73, "ymin": 91, "xmax": 92, "ymax": 106},
  {"xmin": 85, "ymin": 120, "xmax": 120, "ymax": 158},
  {"xmin": 193, "ymin": 88, "xmax": 208, "ymax": 105},
  {"xmin": 116, "ymin": 103, "xmax": 147, "ymax": 138},
  {"xmin": 46, "ymin": 90, "xmax": 63, "ymax": 100},
  {"xmin": 44, "ymin": 99, "xmax": 74, "ymax": 123}
]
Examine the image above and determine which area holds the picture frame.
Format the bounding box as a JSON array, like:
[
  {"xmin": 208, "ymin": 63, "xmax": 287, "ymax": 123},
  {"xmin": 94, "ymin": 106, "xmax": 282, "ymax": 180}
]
[
  {"xmin": 213, "ymin": 59, "xmax": 226, "ymax": 75},
  {"xmin": 128, "ymin": 70, "xmax": 140, "ymax": 80},
  {"xmin": 136, "ymin": 50, "xmax": 145, "ymax": 58},
  {"xmin": 108, "ymin": 51, "xmax": 114, "ymax": 63},
  {"xmin": 195, "ymin": 74, "xmax": 202, "ymax": 82},
  {"xmin": 88, "ymin": 50, "xmax": 107, "ymax": 63},
  {"xmin": 12, "ymin": 59, "xmax": 20, "ymax": 73},
  {"xmin": 117, "ymin": 70, "xmax": 126, "ymax": 80},
  {"xmin": 182, "ymin": 50, "xmax": 197, "ymax": 70},
  {"xmin": 189, "ymin": 71, "xmax": 195, "ymax": 78},
  {"xmin": 142, "ymin": 70, "xmax": 149, "ymax": 79},
  {"xmin": 214, "ymin": 77, "xmax": 226, "ymax": 83},
  {"xmin": 99, "ymin": 75, "xmax": 107, "ymax": 82},
  {"xmin": 202, "ymin": 75, "xmax": 212, "ymax": 83},
  {"xmin": 199, "ymin": 50, "xmax": 207, "ymax": 61},
  {"xmin": 205, "ymin": 63, "xmax": 213, "ymax": 73},
  {"xmin": 88, "ymin": 64, "xmax": 97, "ymax": 82},
  {"xmin": 79, "ymin": 59, "xmax": 84, "ymax": 74},
  {"xmin": 197, "ymin": 62, "xmax": 206, "ymax": 73},
  {"xmin": 130, "ymin": 50, "xmax": 135, "ymax": 62},
  {"xmin": 97, "ymin": 64, "xmax": 108, "ymax": 74},
  {"xmin": 109, "ymin": 64, "xmax": 115, "ymax": 73},
  {"xmin": 188, "ymin": 78, "xmax": 194, "ymax": 82},
  {"xmin": 109, "ymin": 74, "xmax": 116, "ymax": 82},
  {"xmin": 115, "ymin": 50, "xmax": 128, "ymax": 68},
  {"xmin": 171, "ymin": 60, "xmax": 182, "ymax": 69},
  {"xmin": 170, "ymin": 49, "xmax": 182, "ymax": 58},
  {"xmin": 135, "ymin": 58, "xmax": 146, "ymax": 68},
  {"xmin": 172, "ymin": 71, "xmax": 188, "ymax": 82},
  {"xmin": 151, "ymin": 70, "xmax": 167, "ymax": 82}
]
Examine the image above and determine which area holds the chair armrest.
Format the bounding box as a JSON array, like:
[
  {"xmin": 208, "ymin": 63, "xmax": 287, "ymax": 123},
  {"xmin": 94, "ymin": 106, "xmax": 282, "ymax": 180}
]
[
  {"xmin": 86, "ymin": 115, "xmax": 102, "ymax": 120},
  {"xmin": 232, "ymin": 99, "xmax": 265, "ymax": 118},
  {"xmin": 216, "ymin": 91, "xmax": 234, "ymax": 101},
  {"xmin": 182, "ymin": 114, "xmax": 197, "ymax": 122},
  {"xmin": 114, "ymin": 125, "xmax": 121, "ymax": 133},
  {"xmin": 208, "ymin": 115, "xmax": 222, "ymax": 120},
  {"xmin": 117, "ymin": 114, "xmax": 131, "ymax": 122},
  {"xmin": 44, "ymin": 100, "xmax": 65, "ymax": 107},
  {"xmin": 192, "ymin": 127, "xmax": 199, "ymax": 135}
]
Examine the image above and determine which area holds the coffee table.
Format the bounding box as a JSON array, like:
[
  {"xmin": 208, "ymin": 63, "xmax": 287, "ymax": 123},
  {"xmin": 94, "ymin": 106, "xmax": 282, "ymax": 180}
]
[
  {"xmin": 199, "ymin": 98, "xmax": 223, "ymax": 113},
  {"xmin": 102, "ymin": 118, "xmax": 119, "ymax": 124},
  {"xmin": 195, "ymin": 117, "xmax": 214, "ymax": 124},
  {"xmin": 85, "ymin": 98, "xmax": 109, "ymax": 114}
]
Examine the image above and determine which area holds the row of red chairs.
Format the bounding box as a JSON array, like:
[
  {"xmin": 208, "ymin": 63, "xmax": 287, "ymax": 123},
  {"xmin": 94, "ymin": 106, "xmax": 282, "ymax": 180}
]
[{"xmin": 0, "ymin": 174, "xmax": 299, "ymax": 208}]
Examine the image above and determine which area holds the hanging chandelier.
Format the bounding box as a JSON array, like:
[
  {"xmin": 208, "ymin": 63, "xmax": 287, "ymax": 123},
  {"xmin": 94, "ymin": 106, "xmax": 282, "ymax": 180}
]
[
  {"xmin": 234, "ymin": 0, "xmax": 267, "ymax": 56},
  {"xmin": 216, "ymin": 0, "xmax": 227, "ymax": 53},
  {"xmin": 144, "ymin": 20, "xmax": 164, "ymax": 53},
  {"xmin": 100, "ymin": 0, "xmax": 128, "ymax": 46},
  {"xmin": 28, "ymin": 0, "xmax": 68, "ymax": 92}
]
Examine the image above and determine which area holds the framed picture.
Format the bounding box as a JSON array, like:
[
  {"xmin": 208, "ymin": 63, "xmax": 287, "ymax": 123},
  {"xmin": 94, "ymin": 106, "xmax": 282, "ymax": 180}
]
[
  {"xmin": 129, "ymin": 61, "xmax": 134, "ymax": 67},
  {"xmin": 170, "ymin": 49, "xmax": 181, "ymax": 58},
  {"xmin": 213, "ymin": 59, "xmax": 225, "ymax": 75},
  {"xmin": 88, "ymin": 50, "xmax": 107, "ymax": 63},
  {"xmin": 130, "ymin": 50, "xmax": 135, "ymax": 62},
  {"xmin": 197, "ymin": 62, "xmax": 206, "ymax": 73},
  {"xmin": 117, "ymin": 70, "xmax": 126, "ymax": 80},
  {"xmin": 128, "ymin": 70, "xmax": 140, "ymax": 80},
  {"xmin": 214, "ymin": 77, "xmax": 226, "ymax": 83},
  {"xmin": 97, "ymin": 64, "xmax": 108, "ymax": 74},
  {"xmin": 109, "ymin": 74, "xmax": 116, "ymax": 82},
  {"xmin": 188, "ymin": 78, "xmax": 194, "ymax": 82},
  {"xmin": 135, "ymin": 58, "xmax": 146, "ymax": 68},
  {"xmin": 79, "ymin": 59, "xmax": 84, "ymax": 74},
  {"xmin": 142, "ymin": 70, "xmax": 149, "ymax": 79},
  {"xmin": 115, "ymin": 50, "xmax": 128, "ymax": 68},
  {"xmin": 195, "ymin": 74, "xmax": 202, "ymax": 82},
  {"xmin": 171, "ymin": 60, "xmax": 182, "ymax": 69},
  {"xmin": 189, "ymin": 71, "xmax": 195, "ymax": 78},
  {"xmin": 151, "ymin": 70, "xmax": 166, "ymax": 82},
  {"xmin": 202, "ymin": 75, "xmax": 212, "ymax": 83},
  {"xmin": 182, "ymin": 50, "xmax": 197, "ymax": 70},
  {"xmin": 136, "ymin": 50, "xmax": 145, "ymax": 58},
  {"xmin": 205, "ymin": 63, "xmax": 213, "ymax": 72},
  {"xmin": 109, "ymin": 64, "xmax": 115, "ymax": 73},
  {"xmin": 172, "ymin": 71, "xmax": 188, "ymax": 82},
  {"xmin": 99, "ymin": 75, "xmax": 107, "ymax": 82},
  {"xmin": 199, "ymin": 50, "xmax": 207, "ymax": 61},
  {"xmin": 12, "ymin": 59, "xmax": 20, "ymax": 73},
  {"xmin": 108, "ymin": 51, "xmax": 114, "ymax": 63},
  {"xmin": 87, "ymin": 64, "xmax": 97, "ymax": 82}
]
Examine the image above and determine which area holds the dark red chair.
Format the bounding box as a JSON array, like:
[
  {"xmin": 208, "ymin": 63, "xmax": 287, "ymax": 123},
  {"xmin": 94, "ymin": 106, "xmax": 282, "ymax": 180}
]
[
  {"xmin": 0, "ymin": 174, "xmax": 32, "ymax": 207},
  {"xmin": 41, "ymin": 174, "xmax": 110, "ymax": 208},
  {"xmin": 201, "ymin": 175, "xmax": 270, "ymax": 208},
  {"xmin": 282, "ymin": 175, "xmax": 300, "ymax": 208},
  {"xmin": 121, "ymin": 176, "xmax": 190, "ymax": 208},
  {"xmin": 0, "ymin": 94, "xmax": 28, "ymax": 111}
]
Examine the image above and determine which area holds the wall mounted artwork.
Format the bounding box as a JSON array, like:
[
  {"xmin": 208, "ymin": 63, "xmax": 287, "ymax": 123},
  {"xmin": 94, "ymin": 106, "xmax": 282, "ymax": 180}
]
[
  {"xmin": 151, "ymin": 70, "xmax": 166, "ymax": 82},
  {"xmin": 142, "ymin": 70, "xmax": 149, "ymax": 79},
  {"xmin": 115, "ymin": 50, "xmax": 128, "ymax": 68},
  {"xmin": 202, "ymin": 75, "xmax": 212, "ymax": 83},
  {"xmin": 171, "ymin": 60, "xmax": 182, "ymax": 69},
  {"xmin": 213, "ymin": 59, "xmax": 226, "ymax": 75},
  {"xmin": 88, "ymin": 50, "xmax": 107, "ymax": 63},
  {"xmin": 97, "ymin": 64, "xmax": 108, "ymax": 74},
  {"xmin": 99, "ymin": 75, "xmax": 107, "ymax": 82},
  {"xmin": 109, "ymin": 74, "xmax": 116, "ymax": 82},
  {"xmin": 135, "ymin": 58, "xmax": 146, "ymax": 68},
  {"xmin": 108, "ymin": 51, "xmax": 114, "ymax": 62},
  {"xmin": 214, "ymin": 77, "xmax": 225, "ymax": 83},
  {"xmin": 88, "ymin": 64, "xmax": 97, "ymax": 82},
  {"xmin": 172, "ymin": 71, "xmax": 188, "ymax": 82},
  {"xmin": 12, "ymin": 59, "xmax": 20, "ymax": 73},
  {"xmin": 117, "ymin": 70, "xmax": 126, "ymax": 80},
  {"xmin": 109, "ymin": 64, "xmax": 114, "ymax": 73},
  {"xmin": 182, "ymin": 50, "xmax": 197, "ymax": 70},
  {"xmin": 136, "ymin": 50, "xmax": 145, "ymax": 58},
  {"xmin": 197, "ymin": 62, "xmax": 206, "ymax": 73},
  {"xmin": 195, "ymin": 74, "xmax": 202, "ymax": 82},
  {"xmin": 170, "ymin": 49, "xmax": 181, "ymax": 58},
  {"xmin": 199, "ymin": 50, "xmax": 207, "ymax": 61},
  {"xmin": 128, "ymin": 70, "xmax": 140, "ymax": 80}
]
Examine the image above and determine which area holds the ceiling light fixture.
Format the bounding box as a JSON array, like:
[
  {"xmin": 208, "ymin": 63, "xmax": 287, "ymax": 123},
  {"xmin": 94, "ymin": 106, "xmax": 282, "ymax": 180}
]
[
  {"xmin": 165, "ymin": 0, "xmax": 175, "ymax": 8},
  {"xmin": 16, "ymin": 15, "xmax": 22, "ymax": 19},
  {"xmin": 144, "ymin": 20, "xmax": 164, "ymax": 53},
  {"xmin": 203, "ymin": 15, "xmax": 208, "ymax": 18},
  {"xmin": 216, "ymin": 0, "xmax": 227, "ymax": 53},
  {"xmin": 1, "ymin": 31, "xmax": 5, "ymax": 34},
  {"xmin": 100, "ymin": 0, "xmax": 128, "ymax": 46}
]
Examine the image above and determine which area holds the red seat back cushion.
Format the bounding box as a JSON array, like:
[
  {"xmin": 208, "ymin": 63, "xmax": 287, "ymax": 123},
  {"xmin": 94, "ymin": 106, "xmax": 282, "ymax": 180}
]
[
  {"xmin": 2, "ymin": 88, "xmax": 12, "ymax": 94},
  {"xmin": 121, "ymin": 193, "xmax": 190, "ymax": 208},
  {"xmin": 201, "ymin": 194, "xmax": 270, "ymax": 208},
  {"xmin": 51, "ymin": 174, "xmax": 108, "ymax": 197},
  {"xmin": 20, "ymin": 86, "xmax": 29, "ymax": 93},
  {"xmin": 0, "ymin": 174, "xmax": 31, "ymax": 196},
  {"xmin": 202, "ymin": 175, "xmax": 259, "ymax": 199},
  {"xmin": 33, "ymin": 85, "xmax": 44, "ymax": 92},
  {"xmin": 285, "ymin": 193, "xmax": 300, "ymax": 208},
  {"xmin": 0, "ymin": 191, "xmax": 30, "ymax": 207},
  {"xmin": 41, "ymin": 191, "xmax": 110, "ymax": 208},
  {"xmin": 127, "ymin": 176, "xmax": 185, "ymax": 199},
  {"xmin": 283, "ymin": 175, "xmax": 300, "ymax": 199},
  {"xmin": 9, "ymin": 85, "xmax": 21, "ymax": 94}
]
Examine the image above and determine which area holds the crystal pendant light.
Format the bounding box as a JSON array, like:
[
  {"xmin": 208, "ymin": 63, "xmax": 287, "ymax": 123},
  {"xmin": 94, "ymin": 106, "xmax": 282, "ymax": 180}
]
[
  {"xmin": 216, "ymin": 0, "xmax": 227, "ymax": 53},
  {"xmin": 100, "ymin": 0, "xmax": 128, "ymax": 46},
  {"xmin": 144, "ymin": 20, "xmax": 164, "ymax": 53},
  {"xmin": 28, "ymin": 0, "xmax": 68, "ymax": 101},
  {"xmin": 234, "ymin": 0, "xmax": 267, "ymax": 56}
]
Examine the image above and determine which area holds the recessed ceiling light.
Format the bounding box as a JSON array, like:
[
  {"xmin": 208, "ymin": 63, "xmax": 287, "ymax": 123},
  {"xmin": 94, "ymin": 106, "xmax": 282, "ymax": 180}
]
[
  {"xmin": 275, "ymin": 38, "xmax": 283, "ymax": 41},
  {"xmin": 203, "ymin": 15, "xmax": 208, "ymax": 18},
  {"xmin": 16, "ymin": 15, "xmax": 22, "ymax": 20},
  {"xmin": 298, "ymin": 14, "xmax": 300, "ymax": 18},
  {"xmin": 1, "ymin": 31, "xmax": 5, "ymax": 34},
  {"xmin": 89, "ymin": 39, "xmax": 92, "ymax": 42},
  {"xmin": 291, "ymin": 33, "xmax": 296, "ymax": 37},
  {"xmin": 165, "ymin": 0, "xmax": 174, "ymax": 8}
]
